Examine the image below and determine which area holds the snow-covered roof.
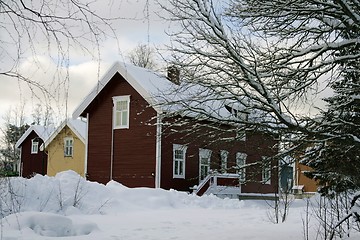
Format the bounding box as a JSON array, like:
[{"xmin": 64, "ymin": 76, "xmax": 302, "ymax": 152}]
[
  {"xmin": 72, "ymin": 61, "xmax": 249, "ymax": 121},
  {"xmin": 157, "ymin": 82, "xmax": 249, "ymax": 121},
  {"xmin": 44, "ymin": 119, "xmax": 87, "ymax": 147},
  {"xmin": 71, "ymin": 61, "xmax": 272, "ymax": 127},
  {"xmin": 15, "ymin": 125, "xmax": 55, "ymax": 148},
  {"xmin": 72, "ymin": 61, "xmax": 175, "ymax": 118}
]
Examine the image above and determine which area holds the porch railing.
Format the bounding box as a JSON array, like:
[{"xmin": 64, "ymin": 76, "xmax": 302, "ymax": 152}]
[{"xmin": 193, "ymin": 172, "xmax": 240, "ymax": 196}]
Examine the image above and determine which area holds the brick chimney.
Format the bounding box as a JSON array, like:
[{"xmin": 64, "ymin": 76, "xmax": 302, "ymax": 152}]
[{"xmin": 167, "ymin": 65, "xmax": 180, "ymax": 85}]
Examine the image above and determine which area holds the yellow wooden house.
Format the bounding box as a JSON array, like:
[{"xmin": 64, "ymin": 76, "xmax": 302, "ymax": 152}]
[
  {"xmin": 293, "ymin": 161, "xmax": 318, "ymax": 194},
  {"xmin": 44, "ymin": 119, "xmax": 86, "ymax": 177}
]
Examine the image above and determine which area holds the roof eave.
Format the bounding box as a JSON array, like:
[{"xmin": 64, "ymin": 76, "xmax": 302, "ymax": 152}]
[
  {"xmin": 15, "ymin": 127, "xmax": 38, "ymax": 148},
  {"xmin": 72, "ymin": 61, "xmax": 164, "ymax": 119},
  {"xmin": 44, "ymin": 122, "xmax": 67, "ymax": 148},
  {"xmin": 44, "ymin": 120, "xmax": 86, "ymax": 148},
  {"xmin": 72, "ymin": 62, "xmax": 121, "ymax": 119},
  {"xmin": 67, "ymin": 121, "xmax": 86, "ymax": 144}
]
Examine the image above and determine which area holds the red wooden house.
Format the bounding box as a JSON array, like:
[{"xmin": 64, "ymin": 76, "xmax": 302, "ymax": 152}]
[
  {"xmin": 15, "ymin": 125, "xmax": 54, "ymax": 178},
  {"xmin": 72, "ymin": 62, "xmax": 279, "ymax": 197}
]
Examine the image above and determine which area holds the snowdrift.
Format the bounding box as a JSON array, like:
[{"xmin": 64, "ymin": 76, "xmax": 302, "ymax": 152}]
[
  {"xmin": 2, "ymin": 171, "xmax": 359, "ymax": 240},
  {"xmin": 0, "ymin": 171, "xmax": 248, "ymax": 239},
  {"xmin": 0, "ymin": 170, "xmax": 244, "ymax": 217}
]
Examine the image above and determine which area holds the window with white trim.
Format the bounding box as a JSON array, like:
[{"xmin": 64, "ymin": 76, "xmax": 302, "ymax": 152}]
[
  {"xmin": 31, "ymin": 139, "xmax": 39, "ymax": 154},
  {"xmin": 199, "ymin": 148, "xmax": 212, "ymax": 181},
  {"xmin": 262, "ymin": 156, "xmax": 271, "ymax": 184},
  {"xmin": 113, "ymin": 95, "xmax": 130, "ymax": 129},
  {"xmin": 236, "ymin": 152, "xmax": 247, "ymax": 183},
  {"xmin": 173, "ymin": 144, "xmax": 187, "ymax": 178},
  {"xmin": 64, "ymin": 137, "xmax": 74, "ymax": 157},
  {"xmin": 220, "ymin": 150, "xmax": 228, "ymax": 173}
]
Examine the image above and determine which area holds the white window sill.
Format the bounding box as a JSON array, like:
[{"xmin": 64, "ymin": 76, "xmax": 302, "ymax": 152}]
[
  {"xmin": 173, "ymin": 175, "xmax": 185, "ymax": 179},
  {"xmin": 113, "ymin": 126, "xmax": 129, "ymax": 130}
]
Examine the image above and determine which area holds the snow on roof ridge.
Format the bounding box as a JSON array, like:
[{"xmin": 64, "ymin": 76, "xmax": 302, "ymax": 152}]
[
  {"xmin": 72, "ymin": 61, "xmax": 175, "ymax": 119},
  {"xmin": 67, "ymin": 118, "xmax": 86, "ymax": 141},
  {"xmin": 70, "ymin": 61, "xmax": 277, "ymax": 130},
  {"xmin": 71, "ymin": 61, "xmax": 242, "ymax": 121},
  {"xmin": 44, "ymin": 118, "xmax": 87, "ymax": 147},
  {"xmin": 15, "ymin": 125, "xmax": 55, "ymax": 148}
]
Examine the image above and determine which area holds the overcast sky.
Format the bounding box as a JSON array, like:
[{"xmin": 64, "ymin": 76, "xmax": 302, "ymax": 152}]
[
  {"xmin": 0, "ymin": 0, "xmax": 331, "ymax": 133},
  {"xmin": 0, "ymin": 0, "xmax": 173, "ymax": 128}
]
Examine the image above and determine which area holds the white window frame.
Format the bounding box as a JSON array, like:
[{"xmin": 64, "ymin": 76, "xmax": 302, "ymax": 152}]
[
  {"xmin": 220, "ymin": 150, "xmax": 228, "ymax": 173},
  {"xmin": 173, "ymin": 144, "xmax": 187, "ymax": 179},
  {"xmin": 64, "ymin": 137, "xmax": 74, "ymax": 157},
  {"xmin": 262, "ymin": 156, "xmax": 271, "ymax": 184},
  {"xmin": 236, "ymin": 152, "xmax": 247, "ymax": 183},
  {"xmin": 199, "ymin": 148, "xmax": 212, "ymax": 181},
  {"xmin": 31, "ymin": 139, "xmax": 39, "ymax": 154},
  {"xmin": 113, "ymin": 95, "xmax": 130, "ymax": 129}
]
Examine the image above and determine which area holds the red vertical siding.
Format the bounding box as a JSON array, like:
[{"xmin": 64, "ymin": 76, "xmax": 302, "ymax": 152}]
[
  {"xmin": 85, "ymin": 73, "xmax": 157, "ymax": 187},
  {"xmin": 160, "ymin": 117, "xmax": 279, "ymax": 193},
  {"xmin": 240, "ymin": 132, "xmax": 279, "ymax": 194},
  {"xmin": 81, "ymin": 71, "xmax": 278, "ymax": 194},
  {"xmin": 20, "ymin": 131, "xmax": 47, "ymax": 178}
]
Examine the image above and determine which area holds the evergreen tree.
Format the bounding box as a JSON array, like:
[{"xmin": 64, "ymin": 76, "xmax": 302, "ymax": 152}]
[
  {"xmin": 303, "ymin": 26, "xmax": 360, "ymax": 196},
  {"xmin": 0, "ymin": 123, "xmax": 29, "ymax": 175}
]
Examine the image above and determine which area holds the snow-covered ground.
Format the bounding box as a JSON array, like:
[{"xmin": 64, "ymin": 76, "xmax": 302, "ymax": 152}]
[{"xmin": 0, "ymin": 171, "xmax": 358, "ymax": 240}]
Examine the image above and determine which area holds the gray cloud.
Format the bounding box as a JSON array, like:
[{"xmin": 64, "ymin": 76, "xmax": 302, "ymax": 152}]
[{"xmin": 0, "ymin": 0, "xmax": 172, "ymax": 128}]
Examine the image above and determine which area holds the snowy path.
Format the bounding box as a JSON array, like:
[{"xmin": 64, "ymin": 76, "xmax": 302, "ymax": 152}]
[
  {"xmin": 87, "ymin": 208, "xmax": 303, "ymax": 240},
  {"xmin": 2, "ymin": 205, "xmax": 305, "ymax": 240}
]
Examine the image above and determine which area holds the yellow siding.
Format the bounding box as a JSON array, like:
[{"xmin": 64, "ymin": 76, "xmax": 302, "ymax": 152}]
[
  {"xmin": 295, "ymin": 161, "xmax": 319, "ymax": 193},
  {"xmin": 46, "ymin": 126, "xmax": 85, "ymax": 177}
]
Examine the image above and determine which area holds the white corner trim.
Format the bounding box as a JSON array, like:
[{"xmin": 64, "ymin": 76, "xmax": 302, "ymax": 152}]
[
  {"xmin": 155, "ymin": 113, "xmax": 162, "ymax": 188},
  {"xmin": 84, "ymin": 114, "xmax": 89, "ymax": 178}
]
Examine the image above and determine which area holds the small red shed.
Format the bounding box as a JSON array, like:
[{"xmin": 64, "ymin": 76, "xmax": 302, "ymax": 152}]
[{"xmin": 15, "ymin": 125, "xmax": 54, "ymax": 177}]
